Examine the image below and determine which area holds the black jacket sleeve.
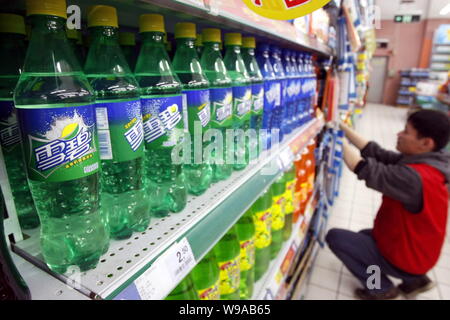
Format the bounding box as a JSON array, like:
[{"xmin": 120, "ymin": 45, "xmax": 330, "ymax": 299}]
[
  {"xmin": 361, "ymin": 142, "xmax": 403, "ymax": 164},
  {"xmin": 355, "ymin": 158, "xmax": 423, "ymax": 213}
]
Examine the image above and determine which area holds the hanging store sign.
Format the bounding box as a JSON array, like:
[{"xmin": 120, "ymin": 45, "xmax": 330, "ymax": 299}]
[{"xmin": 241, "ymin": 0, "xmax": 331, "ymax": 20}]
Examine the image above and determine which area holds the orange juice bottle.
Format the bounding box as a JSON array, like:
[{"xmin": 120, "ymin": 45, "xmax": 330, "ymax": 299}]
[
  {"xmin": 305, "ymin": 140, "xmax": 316, "ymax": 201},
  {"xmin": 293, "ymin": 152, "xmax": 307, "ymax": 222}
]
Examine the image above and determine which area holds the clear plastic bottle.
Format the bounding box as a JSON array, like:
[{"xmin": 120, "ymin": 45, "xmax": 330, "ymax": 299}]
[
  {"xmin": 0, "ymin": 13, "xmax": 40, "ymax": 230},
  {"xmin": 214, "ymin": 226, "xmax": 241, "ymax": 300},
  {"xmin": 66, "ymin": 28, "xmax": 85, "ymax": 67},
  {"xmin": 14, "ymin": 0, "xmax": 109, "ymax": 273},
  {"xmin": 289, "ymin": 51, "xmax": 302, "ymax": 129},
  {"xmin": 135, "ymin": 14, "xmax": 187, "ymax": 216},
  {"xmin": 195, "ymin": 33, "xmax": 203, "ymax": 57},
  {"xmin": 173, "ymin": 22, "xmax": 212, "ymax": 196},
  {"xmin": 119, "ymin": 32, "xmax": 137, "ymax": 71},
  {"xmin": 200, "ymin": 28, "xmax": 233, "ymax": 182},
  {"xmin": 242, "ymin": 37, "xmax": 264, "ymax": 159},
  {"xmin": 190, "ymin": 250, "xmax": 220, "ymax": 300},
  {"xmin": 223, "ymin": 33, "xmax": 252, "ymax": 171},
  {"xmin": 236, "ymin": 209, "xmax": 256, "ymax": 300},
  {"xmin": 269, "ymin": 45, "xmax": 286, "ymax": 143},
  {"xmin": 84, "ymin": 5, "xmax": 148, "ymax": 239}
]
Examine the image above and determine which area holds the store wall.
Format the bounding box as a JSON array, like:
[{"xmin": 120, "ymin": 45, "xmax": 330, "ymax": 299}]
[{"xmin": 373, "ymin": 18, "xmax": 449, "ymax": 106}]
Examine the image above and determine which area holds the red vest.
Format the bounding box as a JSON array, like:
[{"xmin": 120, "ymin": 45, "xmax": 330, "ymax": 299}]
[{"xmin": 372, "ymin": 163, "xmax": 448, "ymax": 275}]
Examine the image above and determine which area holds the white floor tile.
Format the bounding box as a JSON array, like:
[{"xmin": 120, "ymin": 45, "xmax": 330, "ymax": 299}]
[
  {"xmin": 336, "ymin": 293, "xmax": 357, "ymax": 300},
  {"xmin": 309, "ymin": 266, "xmax": 341, "ymax": 292},
  {"xmin": 338, "ymin": 273, "xmax": 363, "ymax": 297},
  {"xmin": 314, "ymin": 250, "xmax": 343, "ymax": 273},
  {"xmin": 434, "ymin": 266, "xmax": 450, "ymax": 286},
  {"xmin": 303, "ymin": 285, "xmax": 338, "ymax": 300},
  {"xmin": 438, "ymin": 284, "xmax": 450, "ymax": 300},
  {"xmin": 436, "ymin": 252, "xmax": 450, "ymax": 270}
]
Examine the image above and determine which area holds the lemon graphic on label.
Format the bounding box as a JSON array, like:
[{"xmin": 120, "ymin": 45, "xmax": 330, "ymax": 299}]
[
  {"xmin": 242, "ymin": 0, "xmax": 331, "ymax": 20},
  {"xmin": 60, "ymin": 123, "xmax": 79, "ymax": 140},
  {"xmin": 198, "ymin": 103, "xmax": 207, "ymax": 111},
  {"xmin": 169, "ymin": 104, "xmax": 178, "ymax": 113}
]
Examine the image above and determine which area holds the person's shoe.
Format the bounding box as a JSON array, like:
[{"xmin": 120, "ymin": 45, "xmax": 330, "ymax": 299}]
[
  {"xmin": 398, "ymin": 276, "xmax": 435, "ymax": 298},
  {"xmin": 354, "ymin": 287, "xmax": 400, "ymax": 300}
]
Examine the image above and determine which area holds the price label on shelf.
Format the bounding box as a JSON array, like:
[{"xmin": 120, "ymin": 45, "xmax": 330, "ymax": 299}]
[
  {"xmin": 164, "ymin": 237, "xmax": 196, "ymax": 283},
  {"xmin": 279, "ymin": 148, "xmax": 294, "ymax": 170}
]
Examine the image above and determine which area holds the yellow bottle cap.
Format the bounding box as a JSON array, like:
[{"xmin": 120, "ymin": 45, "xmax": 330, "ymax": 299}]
[
  {"xmin": 225, "ymin": 33, "xmax": 242, "ymax": 46},
  {"xmin": 202, "ymin": 28, "xmax": 221, "ymax": 43},
  {"xmin": 0, "ymin": 13, "xmax": 26, "ymax": 35},
  {"xmin": 195, "ymin": 34, "xmax": 203, "ymax": 47},
  {"xmin": 175, "ymin": 22, "xmax": 196, "ymax": 39},
  {"xmin": 139, "ymin": 14, "xmax": 165, "ymax": 33},
  {"xmin": 119, "ymin": 32, "xmax": 135, "ymax": 46},
  {"xmin": 242, "ymin": 36, "xmax": 256, "ymax": 49},
  {"xmin": 26, "ymin": 0, "xmax": 67, "ymax": 19},
  {"xmin": 87, "ymin": 5, "xmax": 118, "ymax": 28}
]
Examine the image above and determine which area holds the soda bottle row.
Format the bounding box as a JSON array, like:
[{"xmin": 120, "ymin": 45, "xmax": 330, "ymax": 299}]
[{"xmin": 0, "ymin": 0, "xmax": 319, "ymax": 275}]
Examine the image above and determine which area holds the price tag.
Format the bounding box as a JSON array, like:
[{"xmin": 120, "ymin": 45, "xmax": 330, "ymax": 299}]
[
  {"xmin": 133, "ymin": 261, "xmax": 172, "ymax": 300},
  {"xmin": 279, "ymin": 148, "xmax": 294, "ymax": 170},
  {"xmin": 164, "ymin": 237, "xmax": 196, "ymax": 283}
]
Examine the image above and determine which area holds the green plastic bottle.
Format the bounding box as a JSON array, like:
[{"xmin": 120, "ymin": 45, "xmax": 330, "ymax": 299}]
[
  {"xmin": 0, "ymin": 13, "xmax": 40, "ymax": 230},
  {"xmin": 173, "ymin": 22, "xmax": 212, "ymax": 196},
  {"xmin": 242, "ymin": 37, "xmax": 264, "ymax": 159},
  {"xmin": 165, "ymin": 275, "xmax": 199, "ymax": 300},
  {"xmin": 236, "ymin": 209, "xmax": 256, "ymax": 300},
  {"xmin": 14, "ymin": 0, "xmax": 109, "ymax": 273},
  {"xmin": 195, "ymin": 33, "xmax": 203, "ymax": 57},
  {"xmin": 270, "ymin": 176, "xmax": 286, "ymax": 259},
  {"xmin": 84, "ymin": 6, "xmax": 148, "ymax": 239},
  {"xmin": 119, "ymin": 32, "xmax": 137, "ymax": 71},
  {"xmin": 200, "ymin": 28, "xmax": 233, "ymax": 182},
  {"xmin": 190, "ymin": 250, "xmax": 220, "ymax": 300},
  {"xmin": 135, "ymin": 14, "xmax": 187, "ymax": 217},
  {"xmin": 283, "ymin": 164, "xmax": 296, "ymax": 241},
  {"xmin": 253, "ymin": 189, "xmax": 272, "ymax": 281},
  {"xmin": 223, "ymin": 33, "xmax": 252, "ymax": 171},
  {"xmin": 214, "ymin": 226, "xmax": 241, "ymax": 300},
  {"xmin": 66, "ymin": 28, "xmax": 84, "ymax": 67}
]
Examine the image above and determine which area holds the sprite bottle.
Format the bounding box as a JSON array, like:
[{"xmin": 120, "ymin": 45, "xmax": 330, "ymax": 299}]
[
  {"xmin": 283, "ymin": 164, "xmax": 297, "ymax": 241},
  {"xmin": 135, "ymin": 14, "xmax": 187, "ymax": 217},
  {"xmin": 242, "ymin": 37, "xmax": 264, "ymax": 159},
  {"xmin": 119, "ymin": 32, "xmax": 137, "ymax": 71},
  {"xmin": 200, "ymin": 28, "xmax": 233, "ymax": 182},
  {"xmin": 165, "ymin": 275, "xmax": 198, "ymax": 300},
  {"xmin": 190, "ymin": 250, "xmax": 220, "ymax": 300},
  {"xmin": 214, "ymin": 226, "xmax": 241, "ymax": 300},
  {"xmin": 66, "ymin": 28, "xmax": 84, "ymax": 67},
  {"xmin": 236, "ymin": 209, "xmax": 256, "ymax": 300},
  {"xmin": 224, "ymin": 33, "xmax": 252, "ymax": 171},
  {"xmin": 0, "ymin": 13, "xmax": 40, "ymax": 230},
  {"xmin": 253, "ymin": 189, "xmax": 272, "ymax": 281},
  {"xmin": 195, "ymin": 33, "xmax": 203, "ymax": 57},
  {"xmin": 173, "ymin": 22, "xmax": 212, "ymax": 196},
  {"xmin": 270, "ymin": 176, "xmax": 286, "ymax": 259},
  {"xmin": 14, "ymin": 0, "xmax": 109, "ymax": 273},
  {"xmin": 84, "ymin": 5, "xmax": 148, "ymax": 239}
]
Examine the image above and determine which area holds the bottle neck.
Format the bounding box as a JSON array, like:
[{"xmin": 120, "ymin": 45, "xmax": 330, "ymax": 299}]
[
  {"xmin": 242, "ymin": 47, "xmax": 255, "ymax": 57},
  {"xmin": 89, "ymin": 26, "xmax": 118, "ymax": 43},
  {"xmin": 173, "ymin": 38, "xmax": 201, "ymax": 72},
  {"xmin": 141, "ymin": 31, "xmax": 165, "ymax": 45}
]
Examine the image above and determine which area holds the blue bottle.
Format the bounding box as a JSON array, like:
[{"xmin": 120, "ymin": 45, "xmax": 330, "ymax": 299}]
[
  {"xmin": 256, "ymin": 44, "xmax": 279, "ymax": 150},
  {"xmin": 304, "ymin": 53, "xmax": 316, "ymax": 122},
  {"xmin": 297, "ymin": 52, "xmax": 307, "ymax": 126},
  {"xmin": 282, "ymin": 49, "xmax": 295, "ymax": 135},
  {"xmin": 289, "ymin": 51, "xmax": 301, "ymax": 129},
  {"xmin": 268, "ymin": 46, "xmax": 286, "ymax": 142}
]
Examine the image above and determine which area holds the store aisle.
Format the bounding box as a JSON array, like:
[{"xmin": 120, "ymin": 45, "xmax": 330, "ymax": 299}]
[{"xmin": 303, "ymin": 103, "xmax": 450, "ymax": 300}]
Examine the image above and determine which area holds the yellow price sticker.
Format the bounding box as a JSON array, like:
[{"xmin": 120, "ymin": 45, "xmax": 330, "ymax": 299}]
[{"xmin": 241, "ymin": 0, "xmax": 331, "ymax": 20}]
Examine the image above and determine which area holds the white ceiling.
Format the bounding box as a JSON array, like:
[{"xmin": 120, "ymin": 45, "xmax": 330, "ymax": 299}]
[{"xmin": 375, "ymin": 0, "xmax": 450, "ymax": 20}]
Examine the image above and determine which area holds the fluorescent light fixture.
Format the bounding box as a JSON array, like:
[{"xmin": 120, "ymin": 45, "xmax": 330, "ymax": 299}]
[{"xmin": 440, "ymin": 3, "xmax": 450, "ymax": 16}]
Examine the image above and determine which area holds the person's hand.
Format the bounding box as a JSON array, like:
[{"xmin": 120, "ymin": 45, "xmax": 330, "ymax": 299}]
[{"xmin": 325, "ymin": 120, "xmax": 339, "ymax": 130}]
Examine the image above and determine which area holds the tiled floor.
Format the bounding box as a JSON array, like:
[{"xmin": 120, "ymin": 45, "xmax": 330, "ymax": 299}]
[{"xmin": 303, "ymin": 103, "xmax": 450, "ymax": 300}]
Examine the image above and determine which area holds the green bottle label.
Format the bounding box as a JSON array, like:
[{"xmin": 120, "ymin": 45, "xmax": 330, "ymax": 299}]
[
  {"xmin": 284, "ymin": 178, "xmax": 296, "ymax": 214},
  {"xmin": 272, "ymin": 195, "xmax": 286, "ymax": 231},
  {"xmin": 17, "ymin": 104, "xmax": 100, "ymax": 182},
  {"xmin": 0, "ymin": 100, "xmax": 20, "ymax": 153},
  {"xmin": 197, "ymin": 280, "xmax": 220, "ymax": 300},
  {"xmin": 251, "ymin": 83, "xmax": 264, "ymax": 115},
  {"xmin": 210, "ymin": 87, "xmax": 233, "ymax": 128},
  {"xmin": 232, "ymin": 86, "xmax": 252, "ymax": 121},
  {"xmin": 253, "ymin": 209, "xmax": 272, "ymax": 249},
  {"xmin": 239, "ymin": 237, "xmax": 255, "ymax": 271},
  {"xmin": 182, "ymin": 89, "xmax": 211, "ymax": 135},
  {"xmin": 141, "ymin": 95, "xmax": 184, "ymax": 149},
  {"xmin": 95, "ymin": 99, "xmax": 144, "ymax": 162},
  {"xmin": 218, "ymin": 256, "xmax": 240, "ymax": 295}
]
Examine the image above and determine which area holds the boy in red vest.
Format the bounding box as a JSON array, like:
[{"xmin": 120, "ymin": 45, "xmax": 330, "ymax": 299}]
[{"xmin": 326, "ymin": 109, "xmax": 450, "ymax": 300}]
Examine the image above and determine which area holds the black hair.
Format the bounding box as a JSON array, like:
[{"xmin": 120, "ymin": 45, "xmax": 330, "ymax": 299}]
[{"xmin": 407, "ymin": 109, "xmax": 450, "ymax": 152}]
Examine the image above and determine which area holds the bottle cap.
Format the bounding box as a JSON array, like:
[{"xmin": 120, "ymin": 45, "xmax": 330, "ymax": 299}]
[
  {"xmin": 242, "ymin": 36, "xmax": 256, "ymax": 49},
  {"xmin": 87, "ymin": 5, "xmax": 118, "ymax": 28},
  {"xmin": 26, "ymin": 0, "xmax": 67, "ymax": 19},
  {"xmin": 225, "ymin": 33, "xmax": 242, "ymax": 46},
  {"xmin": 202, "ymin": 28, "xmax": 221, "ymax": 43},
  {"xmin": 195, "ymin": 33, "xmax": 203, "ymax": 46},
  {"xmin": 175, "ymin": 22, "xmax": 196, "ymax": 39},
  {"xmin": 119, "ymin": 32, "xmax": 135, "ymax": 46},
  {"xmin": 139, "ymin": 14, "xmax": 165, "ymax": 33},
  {"xmin": 0, "ymin": 13, "xmax": 26, "ymax": 35}
]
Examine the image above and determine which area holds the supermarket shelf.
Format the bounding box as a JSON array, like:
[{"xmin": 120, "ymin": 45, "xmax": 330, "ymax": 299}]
[
  {"xmin": 12, "ymin": 117, "xmax": 325, "ymax": 300},
  {"xmin": 290, "ymin": 239, "xmax": 317, "ymax": 300},
  {"xmin": 252, "ymin": 198, "xmax": 316, "ymax": 300}
]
